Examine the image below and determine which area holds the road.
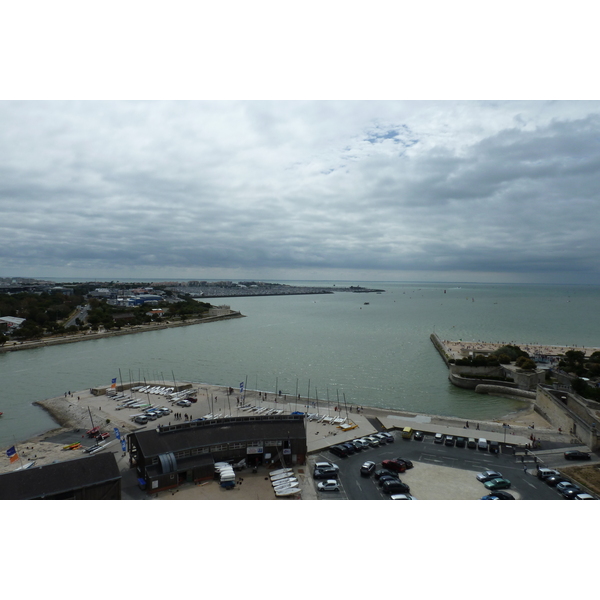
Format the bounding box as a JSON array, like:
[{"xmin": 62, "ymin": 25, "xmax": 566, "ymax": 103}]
[{"xmin": 310, "ymin": 432, "xmax": 563, "ymax": 500}]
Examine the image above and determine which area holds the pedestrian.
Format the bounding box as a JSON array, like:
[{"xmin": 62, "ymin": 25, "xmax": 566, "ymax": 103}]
[
  {"xmin": 476, "ymin": 423, "xmax": 479, "ymax": 430},
  {"xmin": 466, "ymin": 421, "xmax": 469, "ymax": 428}
]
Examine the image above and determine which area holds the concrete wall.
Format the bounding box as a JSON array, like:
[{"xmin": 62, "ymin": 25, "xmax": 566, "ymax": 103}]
[{"xmin": 535, "ymin": 386, "xmax": 600, "ymax": 450}]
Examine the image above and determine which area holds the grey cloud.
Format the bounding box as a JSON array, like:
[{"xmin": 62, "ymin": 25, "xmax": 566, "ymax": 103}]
[{"xmin": 1, "ymin": 101, "xmax": 600, "ymax": 283}]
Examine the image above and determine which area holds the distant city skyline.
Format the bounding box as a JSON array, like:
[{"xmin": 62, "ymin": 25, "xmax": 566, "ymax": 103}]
[{"xmin": 2, "ymin": 101, "xmax": 600, "ymax": 285}]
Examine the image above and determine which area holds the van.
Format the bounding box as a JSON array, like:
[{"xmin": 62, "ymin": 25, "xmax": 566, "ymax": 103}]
[
  {"xmin": 134, "ymin": 415, "xmax": 148, "ymax": 424},
  {"xmin": 477, "ymin": 438, "xmax": 488, "ymax": 450},
  {"xmin": 537, "ymin": 467, "xmax": 560, "ymax": 480},
  {"xmin": 402, "ymin": 427, "xmax": 413, "ymax": 439},
  {"xmin": 467, "ymin": 438, "xmax": 477, "ymax": 449}
]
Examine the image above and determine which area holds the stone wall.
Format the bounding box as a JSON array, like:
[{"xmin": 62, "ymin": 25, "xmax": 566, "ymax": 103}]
[{"xmin": 535, "ymin": 386, "xmax": 600, "ymax": 450}]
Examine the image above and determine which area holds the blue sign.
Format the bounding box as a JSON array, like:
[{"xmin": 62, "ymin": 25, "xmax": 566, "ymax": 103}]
[
  {"xmin": 121, "ymin": 439, "xmax": 127, "ymax": 452},
  {"xmin": 113, "ymin": 427, "xmax": 121, "ymax": 440},
  {"xmin": 240, "ymin": 382, "xmax": 244, "ymax": 393}
]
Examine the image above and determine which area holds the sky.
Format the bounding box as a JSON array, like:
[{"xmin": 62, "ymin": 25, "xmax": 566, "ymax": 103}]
[
  {"xmin": 2, "ymin": 100, "xmax": 600, "ymax": 284},
  {"xmin": 1, "ymin": 4, "xmax": 599, "ymax": 285}
]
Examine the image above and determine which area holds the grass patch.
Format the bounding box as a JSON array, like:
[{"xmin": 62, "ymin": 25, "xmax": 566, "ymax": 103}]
[{"xmin": 561, "ymin": 464, "xmax": 600, "ymax": 495}]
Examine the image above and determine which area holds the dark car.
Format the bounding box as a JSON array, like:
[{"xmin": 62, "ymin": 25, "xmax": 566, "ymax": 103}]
[
  {"xmin": 564, "ymin": 450, "xmax": 591, "ymax": 461},
  {"xmin": 488, "ymin": 491, "xmax": 515, "ymax": 500},
  {"xmin": 561, "ymin": 487, "xmax": 584, "ymax": 499},
  {"xmin": 545, "ymin": 475, "xmax": 563, "ymax": 487},
  {"xmin": 378, "ymin": 432, "xmax": 394, "ymax": 443},
  {"xmin": 382, "ymin": 480, "xmax": 410, "ymax": 495},
  {"xmin": 381, "ymin": 459, "xmax": 407, "ymax": 473},
  {"xmin": 444, "ymin": 435, "xmax": 455, "ymax": 447},
  {"xmin": 374, "ymin": 468, "xmax": 395, "ymax": 480},
  {"xmin": 395, "ymin": 458, "xmax": 413, "ymax": 469},
  {"xmin": 349, "ymin": 440, "xmax": 364, "ymax": 452},
  {"xmin": 489, "ymin": 441, "xmax": 500, "ymax": 454},
  {"xmin": 329, "ymin": 445, "xmax": 348, "ymax": 458},
  {"xmin": 360, "ymin": 461, "xmax": 376, "ymax": 477},
  {"xmin": 378, "ymin": 474, "xmax": 400, "ymax": 487},
  {"xmin": 414, "ymin": 431, "xmax": 424, "ymax": 441},
  {"xmin": 341, "ymin": 443, "xmax": 356, "ymax": 455},
  {"xmin": 313, "ymin": 468, "xmax": 339, "ymax": 480},
  {"xmin": 455, "ymin": 437, "xmax": 466, "ymax": 448}
]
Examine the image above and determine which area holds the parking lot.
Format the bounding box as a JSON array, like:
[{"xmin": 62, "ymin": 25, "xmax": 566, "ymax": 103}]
[{"xmin": 310, "ymin": 431, "xmax": 567, "ymax": 500}]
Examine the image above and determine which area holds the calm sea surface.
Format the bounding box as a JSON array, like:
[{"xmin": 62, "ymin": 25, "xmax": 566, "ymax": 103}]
[{"xmin": 1, "ymin": 281, "xmax": 599, "ymax": 447}]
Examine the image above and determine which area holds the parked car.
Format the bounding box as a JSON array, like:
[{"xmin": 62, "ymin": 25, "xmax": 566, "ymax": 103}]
[
  {"xmin": 561, "ymin": 487, "xmax": 583, "ymax": 499},
  {"xmin": 564, "ymin": 450, "xmax": 591, "ymax": 460},
  {"xmin": 360, "ymin": 461, "xmax": 376, "ymax": 476},
  {"xmin": 395, "ymin": 457, "xmax": 413, "ymax": 469},
  {"xmin": 545, "ymin": 475, "xmax": 563, "ymax": 487},
  {"xmin": 366, "ymin": 436, "xmax": 380, "ymax": 447},
  {"xmin": 467, "ymin": 438, "xmax": 477, "ymax": 449},
  {"xmin": 390, "ymin": 494, "xmax": 417, "ymax": 500},
  {"xmin": 356, "ymin": 438, "xmax": 371, "ymax": 449},
  {"xmin": 349, "ymin": 440, "xmax": 364, "ymax": 452},
  {"xmin": 489, "ymin": 441, "xmax": 500, "ymax": 454},
  {"xmin": 314, "ymin": 461, "xmax": 339, "ymax": 473},
  {"xmin": 484, "ymin": 478, "xmax": 511, "ymax": 490},
  {"xmin": 444, "ymin": 435, "xmax": 455, "ymax": 447},
  {"xmin": 379, "ymin": 432, "xmax": 394, "ymax": 443},
  {"xmin": 434, "ymin": 433, "xmax": 444, "ymax": 444},
  {"xmin": 414, "ymin": 431, "xmax": 424, "ymax": 441},
  {"xmin": 575, "ymin": 493, "xmax": 596, "ymax": 500},
  {"xmin": 317, "ymin": 480, "xmax": 340, "ymax": 492},
  {"xmin": 538, "ymin": 468, "xmax": 560, "ymax": 480},
  {"xmin": 341, "ymin": 443, "xmax": 356, "ymax": 455},
  {"xmin": 382, "ymin": 480, "xmax": 410, "ymax": 494},
  {"xmin": 382, "ymin": 459, "xmax": 407, "ymax": 473},
  {"xmin": 556, "ymin": 481, "xmax": 580, "ymax": 494},
  {"xmin": 314, "ymin": 468, "xmax": 339, "ymax": 480},
  {"xmin": 487, "ymin": 491, "xmax": 515, "ymax": 500},
  {"xmin": 374, "ymin": 468, "xmax": 395, "ymax": 480},
  {"xmin": 378, "ymin": 474, "xmax": 400, "ymax": 486},
  {"xmin": 476, "ymin": 470, "xmax": 503, "ymax": 483},
  {"xmin": 329, "ymin": 445, "xmax": 348, "ymax": 458},
  {"xmin": 455, "ymin": 437, "xmax": 466, "ymax": 448}
]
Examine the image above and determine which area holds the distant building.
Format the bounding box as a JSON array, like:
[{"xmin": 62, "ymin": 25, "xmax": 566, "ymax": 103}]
[
  {"xmin": 208, "ymin": 305, "xmax": 232, "ymax": 317},
  {"xmin": 0, "ymin": 316, "xmax": 25, "ymax": 330}
]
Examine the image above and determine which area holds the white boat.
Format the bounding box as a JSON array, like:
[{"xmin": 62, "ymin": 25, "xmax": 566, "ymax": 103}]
[
  {"xmin": 13, "ymin": 461, "xmax": 36, "ymax": 471},
  {"xmin": 271, "ymin": 473, "xmax": 294, "ymax": 483},
  {"xmin": 275, "ymin": 487, "xmax": 302, "ymax": 497},
  {"xmin": 273, "ymin": 481, "xmax": 299, "ymax": 491},
  {"xmin": 269, "ymin": 468, "xmax": 292, "ymax": 477},
  {"xmin": 271, "ymin": 475, "xmax": 297, "ymax": 485},
  {"xmin": 272, "ymin": 478, "xmax": 298, "ymax": 489}
]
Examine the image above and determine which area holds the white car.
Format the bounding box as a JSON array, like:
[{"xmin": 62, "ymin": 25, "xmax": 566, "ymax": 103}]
[
  {"xmin": 476, "ymin": 470, "xmax": 503, "ymax": 482},
  {"xmin": 317, "ymin": 480, "xmax": 340, "ymax": 492},
  {"xmin": 390, "ymin": 494, "xmax": 417, "ymax": 500},
  {"xmin": 176, "ymin": 399, "xmax": 192, "ymax": 407}
]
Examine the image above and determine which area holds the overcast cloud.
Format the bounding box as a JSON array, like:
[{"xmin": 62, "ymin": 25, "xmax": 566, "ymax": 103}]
[{"xmin": 1, "ymin": 100, "xmax": 599, "ymax": 283}]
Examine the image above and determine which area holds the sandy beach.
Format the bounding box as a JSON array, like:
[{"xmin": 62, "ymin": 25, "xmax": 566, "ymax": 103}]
[{"xmin": 443, "ymin": 339, "xmax": 600, "ymax": 361}]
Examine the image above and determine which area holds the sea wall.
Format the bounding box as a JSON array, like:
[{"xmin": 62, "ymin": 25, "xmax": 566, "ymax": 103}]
[
  {"xmin": 0, "ymin": 312, "xmax": 245, "ymax": 354},
  {"xmin": 430, "ymin": 333, "xmax": 451, "ymax": 366},
  {"xmin": 475, "ymin": 384, "xmax": 536, "ymax": 400},
  {"xmin": 536, "ymin": 385, "xmax": 600, "ymax": 450}
]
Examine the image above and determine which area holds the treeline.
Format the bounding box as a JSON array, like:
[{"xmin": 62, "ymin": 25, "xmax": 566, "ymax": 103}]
[
  {"xmin": 0, "ymin": 290, "xmax": 213, "ymax": 343},
  {"xmin": 452, "ymin": 344, "xmax": 537, "ymax": 370}
]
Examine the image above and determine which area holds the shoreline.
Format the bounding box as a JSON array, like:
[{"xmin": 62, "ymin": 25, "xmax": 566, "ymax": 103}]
[
  {"xmin": 0, "ymin": 380, "xmax": 561, "ymax": 475},
  {"xmin": 0, "ymin": 312, "xmax": 245, "ymax": 354}
]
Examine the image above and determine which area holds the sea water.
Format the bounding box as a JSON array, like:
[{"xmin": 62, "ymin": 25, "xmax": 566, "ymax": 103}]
[{"xmin": 1, "ymin": 281, "xmax": 599, "ymax": 446}]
